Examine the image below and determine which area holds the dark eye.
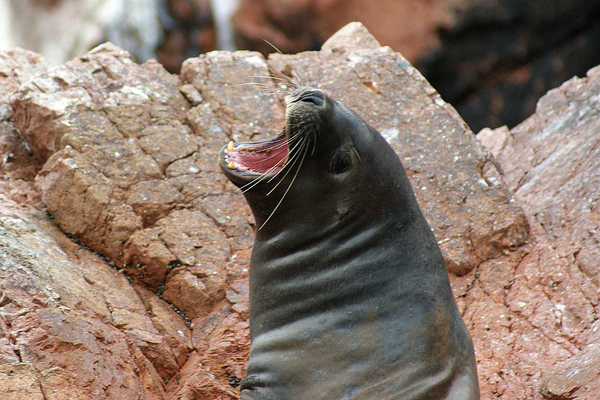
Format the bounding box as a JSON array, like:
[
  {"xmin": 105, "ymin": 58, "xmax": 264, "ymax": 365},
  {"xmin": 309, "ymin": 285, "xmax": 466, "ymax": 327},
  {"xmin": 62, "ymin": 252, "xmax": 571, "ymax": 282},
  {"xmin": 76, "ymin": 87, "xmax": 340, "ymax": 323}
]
[{"xmin": 330, "ymin": 150, "xmax": 352, "ymax": 174}]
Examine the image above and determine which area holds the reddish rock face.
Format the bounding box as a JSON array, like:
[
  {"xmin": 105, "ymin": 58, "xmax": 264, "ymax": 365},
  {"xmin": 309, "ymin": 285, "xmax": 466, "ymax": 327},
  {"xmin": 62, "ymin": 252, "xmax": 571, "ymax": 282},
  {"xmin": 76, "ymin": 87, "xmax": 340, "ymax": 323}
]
[
  {"xmin": 0, "ymin": 22, "xmax": 598, "ymax": 399},
  {"xmin": 232, "ymin": 0, "xmax": 448, "ymax": 61},
  {"xmin": 478, "ymin": 65, "xmax": 600, "ymax": 399},
  {"xmin": 232, "ymin": 0, "xmax": 600, "ymax": 133}
]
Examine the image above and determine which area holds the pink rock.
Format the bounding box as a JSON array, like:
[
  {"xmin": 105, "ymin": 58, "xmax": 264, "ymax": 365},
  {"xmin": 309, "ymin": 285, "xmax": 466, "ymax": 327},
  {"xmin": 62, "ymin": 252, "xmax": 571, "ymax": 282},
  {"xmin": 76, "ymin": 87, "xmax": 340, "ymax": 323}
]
[{"xmin": 1, "ymin": 21, "xmax": 599, "ymax": 399}]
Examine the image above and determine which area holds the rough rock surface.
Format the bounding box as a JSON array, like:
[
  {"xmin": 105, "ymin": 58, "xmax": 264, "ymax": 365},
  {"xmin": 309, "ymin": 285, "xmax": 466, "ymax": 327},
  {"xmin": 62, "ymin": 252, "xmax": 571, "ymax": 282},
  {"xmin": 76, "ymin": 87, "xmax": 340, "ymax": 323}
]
[
  {"xmin": 478, "ymin": 65, "xmax": 600, "ymax": 399},
  {"xmin": 6, "ymin": 0, "xmax": 600, "ymax": 133},
  {"xmin": 232, "ymin": 0, "xmax": 600, "ymax": 132},
  {"xmin": 0, "ymin": 22, "xmax": 598, "ymax": 399}
]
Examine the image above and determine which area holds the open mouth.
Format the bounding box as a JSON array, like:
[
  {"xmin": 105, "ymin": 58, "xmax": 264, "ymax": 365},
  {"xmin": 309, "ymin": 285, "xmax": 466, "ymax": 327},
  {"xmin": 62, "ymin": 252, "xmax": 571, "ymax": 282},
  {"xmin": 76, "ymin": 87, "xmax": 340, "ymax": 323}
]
[{"xmin": 222, "ymin": 130, "xmax": 289, "ymax": 177}]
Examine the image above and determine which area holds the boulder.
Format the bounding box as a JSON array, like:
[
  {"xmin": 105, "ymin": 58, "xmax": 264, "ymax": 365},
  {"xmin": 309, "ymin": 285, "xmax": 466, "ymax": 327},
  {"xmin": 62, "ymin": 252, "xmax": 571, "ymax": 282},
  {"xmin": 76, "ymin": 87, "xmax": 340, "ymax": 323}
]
[
  {"xmin": 232, "ymin": 0, "xmax": 600, "ymax": 132},
  {"xmin": 0, "ymin": 22, "xmax": 598, "ymax": 399},
  {"xmin": 6, "ymin": 0, "xmax": 600, "ymax": 133},
  {"xmin": 479, "ymin": 64, "xmax": 600, "ymax": 399}
]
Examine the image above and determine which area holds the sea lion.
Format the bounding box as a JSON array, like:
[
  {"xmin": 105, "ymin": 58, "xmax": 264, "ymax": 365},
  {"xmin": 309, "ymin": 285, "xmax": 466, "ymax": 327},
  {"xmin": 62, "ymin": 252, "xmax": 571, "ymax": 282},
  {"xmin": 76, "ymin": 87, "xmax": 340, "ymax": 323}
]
[{"xmin": 218, "ymin": 86, "xmax": 479, "ymax": 400}]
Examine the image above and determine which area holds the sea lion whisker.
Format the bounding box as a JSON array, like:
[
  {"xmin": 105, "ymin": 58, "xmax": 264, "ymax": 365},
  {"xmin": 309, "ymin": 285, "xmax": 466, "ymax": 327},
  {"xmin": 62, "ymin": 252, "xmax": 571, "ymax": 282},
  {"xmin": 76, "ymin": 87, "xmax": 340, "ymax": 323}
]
[
  {"xmin": 238, "ymin": 129, "xmax": 308, "ymax": 193},
  {"xmin": 230, "ymin": 82, "xmax": 280, "ymax": 97},
  {"xmin": 240, "ymin": 159, "xmax": 286, "ymax": 192},
  {"xmin": 259, "ymin": 138, "xmax": 309, "ymax": 230},
  {"xmin": 263, "ymin": 39, "xmax": 284, "ymax": 55},
  {"xmin": 239, "ymin": 137, "xmax": 302, "ymax": 192},
  {"xmin": 266, "ymin": 63, "xmax": 299, "ymax": 89},
  {"xmin": 239, "ymin": 76, "xmax": 296, "ymax": 93},
  {"xmin": 237, "ymin": 145, "xmax": 290, "ymax": 192},
  {"xmin": 286, "ymin": 128, "xmax": 308, "ymax": 143},
  {"xmin": 231, "ymin": 82, "xmax": 272, "ymax": 88},
  {"xmin": 260, "ymin": 74, "xmax": 296, "ymax": 87},
  {"xmin": 239, "ymin": 162, "xmax": 286, "ymax": 192},
  {"xmin": 250, "ymin": 140, "xmax": 291, "ymax": 164},
  {"xmin": 265, "ymin": 135, "xmax": 309, "ymax": 190},
  {"xmin": 261, "ymin": 131, "xmax": 308, "ymax": 186},
  {"xmin": 252, "ymin": 150, "xmax": 286, "ymax": 164},
  {"xmin": 283, "ymin": 66, "xmax": 309, "ymax": 88}
]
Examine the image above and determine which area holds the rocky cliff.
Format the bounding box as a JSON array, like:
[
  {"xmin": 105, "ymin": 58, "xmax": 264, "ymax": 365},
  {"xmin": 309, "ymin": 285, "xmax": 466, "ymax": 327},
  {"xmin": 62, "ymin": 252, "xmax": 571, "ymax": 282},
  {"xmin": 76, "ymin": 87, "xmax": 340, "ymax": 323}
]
[
  {"xmin": 232, "ymin": 0, "xmax": 600, "ymax": 132},
  {"xmin": 0, "ymin": 22, "xmax": 598, "ymax": 399}
]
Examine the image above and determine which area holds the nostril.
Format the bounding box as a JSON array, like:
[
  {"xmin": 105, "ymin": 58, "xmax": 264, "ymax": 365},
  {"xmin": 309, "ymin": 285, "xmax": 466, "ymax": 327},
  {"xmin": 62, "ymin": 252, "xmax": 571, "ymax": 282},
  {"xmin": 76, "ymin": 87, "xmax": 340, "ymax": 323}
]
[{"xmin": 299, "ymin": 90, "xmax": 324, "ymax": 107}]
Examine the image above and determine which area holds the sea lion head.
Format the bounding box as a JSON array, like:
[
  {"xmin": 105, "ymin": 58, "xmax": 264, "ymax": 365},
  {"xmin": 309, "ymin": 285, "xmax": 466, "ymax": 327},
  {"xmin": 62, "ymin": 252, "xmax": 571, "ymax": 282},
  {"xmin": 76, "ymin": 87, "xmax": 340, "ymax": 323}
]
[{"xmin": 219, "ymin": 86, "xmax": 418, "ymax": 238}]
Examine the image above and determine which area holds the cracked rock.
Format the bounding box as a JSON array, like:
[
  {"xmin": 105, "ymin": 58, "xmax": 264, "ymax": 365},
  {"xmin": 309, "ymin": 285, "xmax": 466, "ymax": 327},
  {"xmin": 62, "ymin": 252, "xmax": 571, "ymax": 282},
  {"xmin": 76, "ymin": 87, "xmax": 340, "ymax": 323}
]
[{"xmin": 1, "ymin": 22, "xmax": 599, "ymax": 399}]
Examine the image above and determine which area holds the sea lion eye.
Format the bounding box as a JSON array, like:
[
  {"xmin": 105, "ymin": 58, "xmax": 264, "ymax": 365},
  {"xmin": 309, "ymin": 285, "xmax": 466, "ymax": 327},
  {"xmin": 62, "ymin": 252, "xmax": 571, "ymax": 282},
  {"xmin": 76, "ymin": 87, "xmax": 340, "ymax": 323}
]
[{"xmin": 330, "ymin": 150, "xmax": 352, "ymax": 174}]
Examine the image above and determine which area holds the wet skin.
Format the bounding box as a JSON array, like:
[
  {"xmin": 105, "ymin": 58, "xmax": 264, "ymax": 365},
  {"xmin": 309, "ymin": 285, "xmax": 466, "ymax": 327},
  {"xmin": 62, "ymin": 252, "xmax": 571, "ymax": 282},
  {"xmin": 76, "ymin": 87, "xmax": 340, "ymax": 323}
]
[{"xmin": 219, "ymin": 87, "xmax": 480, "ymax": 400}]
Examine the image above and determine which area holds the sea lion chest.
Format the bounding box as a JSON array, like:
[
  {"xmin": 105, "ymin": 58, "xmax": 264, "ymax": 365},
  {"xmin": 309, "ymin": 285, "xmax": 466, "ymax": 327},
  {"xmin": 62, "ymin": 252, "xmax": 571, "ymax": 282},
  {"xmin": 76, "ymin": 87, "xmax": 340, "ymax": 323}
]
[{"xmin": 241, "ymin": 217, "xmax": 472, "ymax": 400}]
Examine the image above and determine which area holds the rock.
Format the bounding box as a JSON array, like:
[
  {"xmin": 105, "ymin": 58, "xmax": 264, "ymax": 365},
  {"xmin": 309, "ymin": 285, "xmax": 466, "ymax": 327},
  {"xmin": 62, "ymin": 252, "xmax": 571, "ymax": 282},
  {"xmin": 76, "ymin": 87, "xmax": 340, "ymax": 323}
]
[
  {"xmin": 5, "ymin": 1, "xmax": 600, "ymax": 133},
  {"xmin": 0, "ymin": 48, "xmax": 47, "ymax": 201},
  {"xmin": 0, "ymin": 363, "xmax": 94, "ymax": 400},
  {"xmin": 0, "ymin": 200, "xmax": 170, "ymax": 398},
  {"xmin": 12, "ymin": 43, "xmax": 196, "ymax": 286},
  {"xmin": 540, "ymin": 334, "xmax": 600, "ymax": 399},
  {"xmin": 0, "ymin": 49, "xmax": 190, "ymax": 399},
  {"xmin": 232, "ymin": 0, "xmax": 449, "ymax": 61},
  {"xmin": 265, "ymin": 21, "xmax": 528, "ymax": 276},
  {"xmin": 478, "ymin": 64, "xmax": 600, "ymax": 399},
  {"xmin": 232, "ymin": 0, "xmax": 600, "ymax": 132},
  {"xmin": 1, "ymin": 21, "xmax": 599, "ymax": 399}
]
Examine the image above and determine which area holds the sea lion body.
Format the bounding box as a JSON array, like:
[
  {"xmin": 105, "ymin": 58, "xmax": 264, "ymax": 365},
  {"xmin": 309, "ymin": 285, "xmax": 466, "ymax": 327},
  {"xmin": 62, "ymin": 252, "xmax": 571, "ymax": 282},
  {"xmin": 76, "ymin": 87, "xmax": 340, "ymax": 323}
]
[{"xmin": 219, "ymin": 87, "xmax": 479, "ymax": 399}]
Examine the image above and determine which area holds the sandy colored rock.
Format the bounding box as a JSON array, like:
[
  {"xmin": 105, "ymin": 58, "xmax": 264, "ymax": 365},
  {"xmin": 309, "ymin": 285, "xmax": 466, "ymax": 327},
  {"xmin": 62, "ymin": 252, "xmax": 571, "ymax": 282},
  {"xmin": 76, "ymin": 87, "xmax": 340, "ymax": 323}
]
[
  {"xmin": 478, "ymin": 64, "xmax": 600, "ymax": 399},
  {"xmin": 1, "ymin": 21, "xmax": 600, "ymax": 399},
  {"xmin": 164, "ymin": 351, "xmax": 238, "ymax": 400},
  {"xmin": 232, "ymin": 0, "xmax": 600, "ymax": 133},
  {"xmin": 0, "ymin": 48, "xmax": 47, "ymax": 204},
  {"xmin": 0, "ymin": 48, "xmax": 195, "ymax": 396},
  {"xmin": 0, "ymin": 363, "xmax": 95, "ymax": 400},
  {"xmin": 0, "ymin": 200, "xmax": 171, "ymax": 398},
  {"xmin": 0, "ymin": 363, "xmax": 45, "ymax": 400}
]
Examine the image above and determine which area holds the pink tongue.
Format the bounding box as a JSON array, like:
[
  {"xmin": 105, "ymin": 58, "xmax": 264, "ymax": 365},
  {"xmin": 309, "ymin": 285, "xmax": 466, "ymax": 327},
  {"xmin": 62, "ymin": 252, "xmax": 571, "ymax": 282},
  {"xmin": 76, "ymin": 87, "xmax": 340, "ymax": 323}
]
[
  {"xmin": 237, "ymin": 148, "xmax": 287, "ymax": 173},
  {"xmin": 233, "ymin": 136, "xmax": 289, "ymax": 173}
]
